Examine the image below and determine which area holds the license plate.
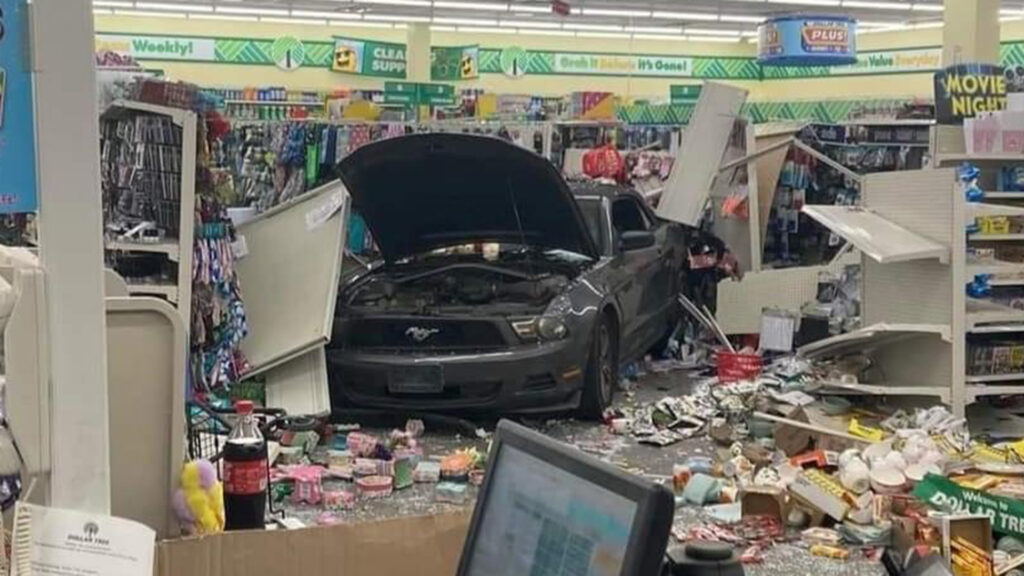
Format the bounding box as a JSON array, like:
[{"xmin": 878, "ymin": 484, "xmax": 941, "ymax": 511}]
[{"xmin": 388, "ymin": 365, "xmax": 445, "ymax": 394}]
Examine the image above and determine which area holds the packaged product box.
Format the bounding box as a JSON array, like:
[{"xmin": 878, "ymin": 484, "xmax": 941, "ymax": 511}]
[{"xmin": 155, "ymin": 511, "xmax": 471, "ymax": 576}]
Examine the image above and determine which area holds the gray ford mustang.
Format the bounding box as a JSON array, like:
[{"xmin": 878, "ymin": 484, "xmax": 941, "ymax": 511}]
[{"xmin": 327, "ymin": 133, "xmax": 688, "ymax": 418}]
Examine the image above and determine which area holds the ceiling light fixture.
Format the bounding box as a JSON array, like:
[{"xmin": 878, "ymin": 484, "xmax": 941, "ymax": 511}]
[
  {"xmin": 331, "ymin": 20, "xmax": 396, "ymax": 27},
  {"xmin": 686, "ymin": 27, "xmax": 743, "ymax": 35},
  {"xmin": 456, "ymin": 25, "xmax": 516, "ymax": 33},
  {"xmin": 694, "ymin": 36, "xmax": 742, "ymax": 42},
  {"xmin": 260, "ymin": 16, "xmax": 327, "ymax": 25},
  {"xmin": 93, "ymin": 8, "xmax": 115, "ymax": 15},
  {"xmin": 740, "ymin": 30, "xmax": 759, "ymax": 36},
  {"xmin": 352, "ymin": 0, "xmax": 431, "ymax": 6},
  {"xmin": 562, "ymin": 22, "xmax": 623, "ymax": 31},
  {"xmin": 291, "ymin": 10, "xmax": 359, "ymax": 19},
  {"xmin": 114, "ymin": 9, "xmax": 187, "ymax": 18},
  {"xmin": 582, "ymin": 8, "xmax": 651, "ymax": 17},
  {"xmin": 909, "ymin": 20, "xmax": 942, "ymax": 28},
  {"xmin": 624, "ymin": 26, "xmax": 682, "ymax": 34},
  {"xmin": 719, "ymin": 14, "xmax": 765, "ymax": 23},
  {"xmin": 499, "ymin": 19, "xmax": 561, "ymax": 28},
  {"xmin": 94, "ymin": 1, "xmax": 133, "ymax": 7},
  {"xmin": 507, "ymin": 4, "xmax": 551, "ymax": 12},
  {"xmin": 911, "ymin": 2, "xmax": 943, "ymax": 11},
  {"xmin": 842, "ymin": 0, "xmax": 910, "ymax": 8},
  {"xmin": 576, "ymin": 31, "xmax": 632, "ymax": 38},
  {"xmin": 432, "ymin": 16, "xmax": 498, "ymax": 25},
  {"xmin": 766, "ymin": 0, "xmax": 840, "ymax": 6},
  {"xmin": 189, "ymin": 13, "xmax": 258, "ymax": 21},
  {"xmin": 632, "ymin": 33, "xmax": 688, "ymax": 41},
  {"xmin": 522, "ymin": 29, "xmax": 577, "ymax": 36},
  {"xmin": 135, "ymin": 2, "xmax": 213, "ymax": 12},
  {"xmin": 433, "ymin": 1, "xmax": 509, "ymax": 11},
  {"xmin": 365, "ymin": 13, "xmax": 431, "ymax": 21},
  {"xmin": 216, "ymin": 6, "xmax": 288, "ymax": 16},
  {"xmin": 651, "ymin": 11, "xmax": 719, "ymax": 21},
  {"xmin": 430, "ymin": 24, "xmax": 456, "ymax": 30}
]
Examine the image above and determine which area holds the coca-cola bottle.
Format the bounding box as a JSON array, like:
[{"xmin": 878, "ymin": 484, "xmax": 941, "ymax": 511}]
[{"xmin": 223, "ymin": 401, "xmax": 267, "ymax": 531}]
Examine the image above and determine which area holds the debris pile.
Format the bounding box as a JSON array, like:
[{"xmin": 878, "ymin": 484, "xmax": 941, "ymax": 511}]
[
  {"xmin": 265, "ymin": 418, "xmax": 487, "ymax": 527},
  {"xmin": 609, "ymin": 350, "xmax": 1024, "ymax": 575}
]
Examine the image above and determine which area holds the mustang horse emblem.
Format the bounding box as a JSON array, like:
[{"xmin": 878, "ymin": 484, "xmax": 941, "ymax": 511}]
[{"xmin": 405, "ymin": 326, "xmax": 440, "ymax": 342}]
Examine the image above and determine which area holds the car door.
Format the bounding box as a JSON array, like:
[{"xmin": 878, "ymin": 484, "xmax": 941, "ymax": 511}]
[{"xmin": 610, "ymin": 196, "xmax": 664, "ymax": 359}]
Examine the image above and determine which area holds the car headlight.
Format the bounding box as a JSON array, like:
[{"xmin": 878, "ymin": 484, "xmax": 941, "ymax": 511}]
[{"xmin": 537, "ymin": 316, "xmax": 568, "ymax": 340}]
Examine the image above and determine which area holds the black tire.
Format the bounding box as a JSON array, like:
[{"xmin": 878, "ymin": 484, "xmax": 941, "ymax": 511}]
[{"xmin": 579, "ymin": 313, "xmax": 618, "ymax": 419}]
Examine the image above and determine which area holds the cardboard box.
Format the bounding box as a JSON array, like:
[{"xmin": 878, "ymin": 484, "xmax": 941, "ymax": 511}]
[{"xmin": 156, "ymin": 512, "xmax": 471, "ymax": 576}]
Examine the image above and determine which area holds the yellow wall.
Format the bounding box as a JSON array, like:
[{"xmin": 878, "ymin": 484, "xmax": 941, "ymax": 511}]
[{"xmin": 94, "ymin": 14, "xmax": 1024, "ymax": 103}]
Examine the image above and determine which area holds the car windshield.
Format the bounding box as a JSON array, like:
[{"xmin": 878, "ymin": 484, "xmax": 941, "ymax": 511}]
[{"xmin": 574, "ymin": 197, "xmax": 609, "ymax": 254}]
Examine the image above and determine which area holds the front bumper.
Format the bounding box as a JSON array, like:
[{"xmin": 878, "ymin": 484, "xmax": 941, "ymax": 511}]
[{"xmin": 327, "ymin": 337, "xmax": 590, "ymax": 414}]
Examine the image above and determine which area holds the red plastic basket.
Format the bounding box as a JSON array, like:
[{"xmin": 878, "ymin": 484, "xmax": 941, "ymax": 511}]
[{"xmin": 716, "ymin": 351, "xmax": 763, "ymax": 382}]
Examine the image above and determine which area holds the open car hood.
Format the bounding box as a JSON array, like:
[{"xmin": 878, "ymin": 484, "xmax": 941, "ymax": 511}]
[{"xmin": 339, "ymin": 133, "xmax": 599, "ymax": 262}]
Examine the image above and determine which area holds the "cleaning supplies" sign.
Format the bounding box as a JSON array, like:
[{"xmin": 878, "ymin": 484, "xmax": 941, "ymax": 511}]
[
  {"xmin": 95, "ymin": 34, "xmax": 216, "ymax": 61},
  {"xmin": 914, "ymin": 473, "xmax": 1024, "ymax": 538},
  {"xmin": 332, "ymin": 36, "xmax": 406, "ymax": 79}
]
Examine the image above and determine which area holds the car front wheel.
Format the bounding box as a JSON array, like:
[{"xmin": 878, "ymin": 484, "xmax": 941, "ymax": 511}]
[{"xmin": 579, "ymin": 314, "xmax": 618, "ymax": 419}]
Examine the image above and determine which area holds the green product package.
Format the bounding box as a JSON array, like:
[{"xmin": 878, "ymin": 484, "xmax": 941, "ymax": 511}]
[
  {"xmin": 913, "ymin": 473, "xmax": 1024, "ymax": 538},
  {"xmin": 306, "ymin": 143, "xmax": 319, "ymax": 187}
]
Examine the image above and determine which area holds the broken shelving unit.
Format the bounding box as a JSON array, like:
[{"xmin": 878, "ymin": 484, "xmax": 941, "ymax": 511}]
[{"xmin": 800, "ymin": 168, "xmax": 963, "ymax": 413}]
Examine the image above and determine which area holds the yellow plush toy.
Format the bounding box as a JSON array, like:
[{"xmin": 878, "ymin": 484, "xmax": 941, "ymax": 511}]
[{"xmin": 173, "ymin": 460, "xmax": 224, "ymax": 534}]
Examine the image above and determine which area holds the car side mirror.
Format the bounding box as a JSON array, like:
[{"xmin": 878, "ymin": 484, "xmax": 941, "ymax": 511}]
[{"xmin": 620, "ymin": 230, "xmax": 655, "ymax": 252}]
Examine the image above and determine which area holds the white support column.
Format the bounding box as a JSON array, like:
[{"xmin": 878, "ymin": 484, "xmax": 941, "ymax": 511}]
[{"xmin": 32, "ymin": 0, "xmax": 111, "ymax": 512}]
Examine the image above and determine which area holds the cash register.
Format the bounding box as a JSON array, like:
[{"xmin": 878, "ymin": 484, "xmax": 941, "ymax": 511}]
[{"xmin": 456, "ymin": 420, "xmax": 744, "ymax": 576}]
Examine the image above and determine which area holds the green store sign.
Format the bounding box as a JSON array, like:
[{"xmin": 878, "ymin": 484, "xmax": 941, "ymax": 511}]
[
  {"xmin": 384, "ymin": 81, "xmax": 456, "ymax": 106},
  {"xmin": 92, "ymin": 31, "xmax": 1024, "ymax": 81}
]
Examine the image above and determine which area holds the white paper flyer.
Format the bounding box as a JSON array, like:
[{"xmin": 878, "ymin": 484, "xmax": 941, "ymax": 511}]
[{"xmin": 12, "ymin": 502, "xmax": 155, "ymax": 576}]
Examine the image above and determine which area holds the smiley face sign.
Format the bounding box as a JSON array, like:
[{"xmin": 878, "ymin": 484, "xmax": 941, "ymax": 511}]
[{"xmin": 333, "ymin": 45, "xmax": 360, "ymax": 73}]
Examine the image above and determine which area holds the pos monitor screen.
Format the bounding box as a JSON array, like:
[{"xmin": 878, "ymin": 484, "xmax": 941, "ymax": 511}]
[{"xmin": 457, "ymin": 420, "xmax": 674, "ymax": 576}]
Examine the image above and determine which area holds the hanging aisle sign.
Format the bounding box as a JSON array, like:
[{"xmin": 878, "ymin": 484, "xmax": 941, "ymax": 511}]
[
  {"xmin": 332, "ymin": 36, "xmax": 406, "ymax": 78},
  {"xmin": 934, "ymin": 63, "xmax": 1007, "ymax": 125},
  {"xmin": 758, "ymin": 16, "xmax": 857, "ymax": 67},
  {"xmin": 0, "ymin": 0, "xmax": 37, "ymax": 213},
  {"xmin": 431, "ymin": 45, "xmax": 479, "ymax": 81}
]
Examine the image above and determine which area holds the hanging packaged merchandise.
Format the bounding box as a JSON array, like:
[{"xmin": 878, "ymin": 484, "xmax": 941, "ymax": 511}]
[{"xmin": 582, "ymin": 144, "xmax": 625, "ymax": 180}]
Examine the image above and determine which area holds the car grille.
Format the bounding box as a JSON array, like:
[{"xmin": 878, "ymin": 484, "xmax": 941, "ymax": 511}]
[{"xmin": 344, "ymin": 317, "xmax": 509, "ymax": 351}]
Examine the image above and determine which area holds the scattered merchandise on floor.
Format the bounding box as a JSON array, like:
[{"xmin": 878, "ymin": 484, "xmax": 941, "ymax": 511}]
[{"xmin": 189, "ymin": 339, "xmax": 1024, "ymax": 575}]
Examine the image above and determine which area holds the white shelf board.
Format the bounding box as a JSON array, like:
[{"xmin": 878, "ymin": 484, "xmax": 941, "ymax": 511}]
[
  {"xmin": 126, "ymin": 283, "xmax": 178, "ymax": 303},
  {"xmin": 966, "ymin": 373, "xmax": 1024, "ymax": 383},
  {"xmin": 818, "ymin": 382, "xmax": 950, "ymax": 402},
  {"xmin": 106, "ymin": 240, "xmax": 179, "ymax": 262},
  {"xmin": 798, "ymin": 322, "xmax": 951, "ymax": 359},
  {"xmin": 107, "ymin": 99, "xmax": 191, "ymax": 126},
  {"xmin": 990, "ymin": 277, "xmax": 1024, "ymax": 286},
  {"xmin": 839, "ymin": 119, "xmax": 934, "ymax": 126},
  {"xmin": 967, "ymin": 258, "xmax": 1024, "ymax": 276},
  {"xmin": 801, "ymin": 205, "xmax": 949, "ymax": 264},
  {"xmin": 224, "ymin": 100, "xmax": 321, "ymax": 107},
  {"xmin": 967, "ymin": 202, "xmax": 1024, "ymax": 217},
  {"xmin": 936, "ymin": 153, "xmax": 1024, "ymax": 164},
  {"xmin": 968, "ymin": 233, "xmax": 1024, "ymax": 241},
  {"xmin": 983, "ymin": 192, "xmax": 1024, "ymax": 199},
  {"xmin": 966, "ymin": 298, "xmax": 1024, "ymax": 329},
  {"xmin": 967, "ymin": 384, "xmax": 1024, "ymax": 401}
]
